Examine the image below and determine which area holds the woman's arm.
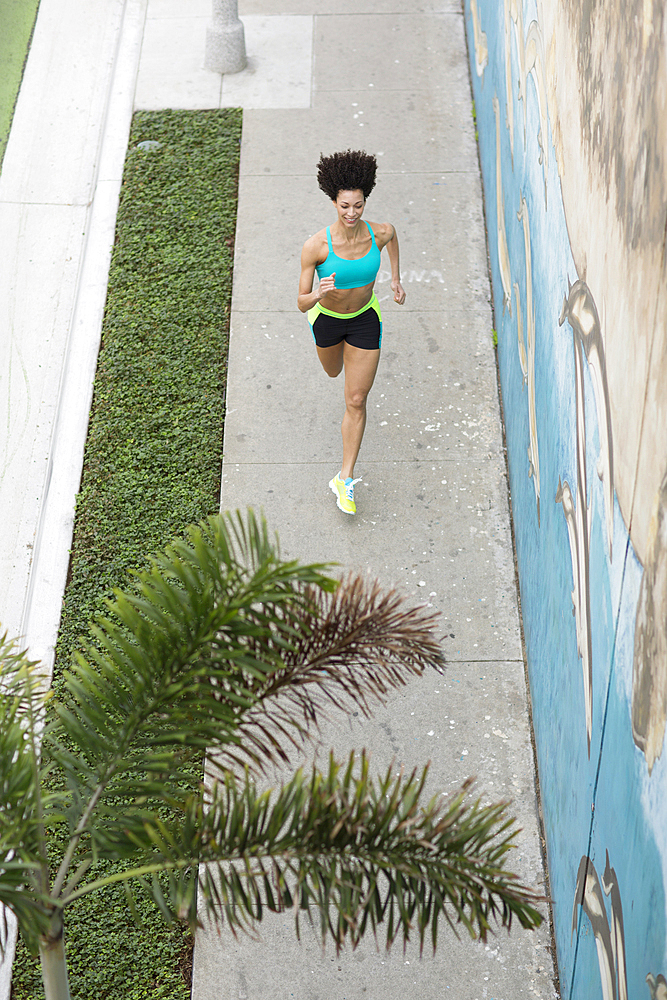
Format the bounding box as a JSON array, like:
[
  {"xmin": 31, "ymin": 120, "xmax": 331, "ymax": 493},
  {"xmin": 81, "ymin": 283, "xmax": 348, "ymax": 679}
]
[
  {"xmin": 384, "ymin": 224, "xmax": 406, "ymax": 305},
  {"xmin": 297, "ymin": 237, "xmax": 336, "ymax": 312}
]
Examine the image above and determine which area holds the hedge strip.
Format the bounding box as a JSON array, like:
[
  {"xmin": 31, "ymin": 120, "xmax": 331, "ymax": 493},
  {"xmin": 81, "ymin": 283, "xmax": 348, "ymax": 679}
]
[{"xmin": 11, "ymin": 108, "xmax": 242, "ymax": 1000}]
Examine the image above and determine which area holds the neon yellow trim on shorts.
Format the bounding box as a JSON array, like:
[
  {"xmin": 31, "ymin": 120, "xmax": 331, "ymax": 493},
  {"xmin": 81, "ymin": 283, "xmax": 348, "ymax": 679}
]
[{"xmin": 307, "ymin": 292, "xmax": 381, "ymax": 326}]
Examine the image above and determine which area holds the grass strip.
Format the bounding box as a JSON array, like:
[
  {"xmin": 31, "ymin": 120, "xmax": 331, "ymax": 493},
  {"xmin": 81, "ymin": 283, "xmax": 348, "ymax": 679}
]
[
  {"xmin": 0, "ymin": 0, "xmax": 40, "ymax": 170},
  {"xmin": 10, "ymin": 108, "xmax": 242, "ymax": 1000}
]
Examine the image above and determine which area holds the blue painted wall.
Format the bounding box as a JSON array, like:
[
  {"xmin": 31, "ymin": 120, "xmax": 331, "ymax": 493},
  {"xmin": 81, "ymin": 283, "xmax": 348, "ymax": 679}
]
[{"xmin": 464, "ymin": 2, "xmax": 667, "ymax": 997}]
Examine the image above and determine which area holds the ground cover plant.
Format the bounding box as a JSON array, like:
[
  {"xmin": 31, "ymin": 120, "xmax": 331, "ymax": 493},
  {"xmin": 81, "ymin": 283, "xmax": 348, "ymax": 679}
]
[
  {"xmin": 2, "ymin": 511, "xmax": 544, "ymax": 1000},
  {"xmin": 9, "ymin": 108, "xmax": 242, "ymax": 1000}
]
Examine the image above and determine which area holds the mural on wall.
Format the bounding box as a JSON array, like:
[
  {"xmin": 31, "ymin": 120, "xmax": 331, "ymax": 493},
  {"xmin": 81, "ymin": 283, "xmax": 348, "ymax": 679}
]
[
  {"xmin": 503, "ymin": 3, "xmax": 549, "ymax": 204},
  {"xmin": 492, "ymin": 94, "xmax": 512, "ymax": 315},
  {"xmin": 517, "ymin": 196, "xmax": 539, "ymax": 523},
  {"xmin": 560, "ymin": 280, "xmax": 614, "ymax": 558},
  {"xmin": 647, "ymin": 973, "xmax": 667, "ymax": 1000},
  {"xmin": 503, "ymin": 0, "xmax": 518, "ymax": 165},
  {"xmin": 466, "ymin": 0, "xmax": 667, "ymax": 997},
  {"xmin": 557, "ymin": 277, "xmax": 615, "ymax": 754},
  {"xmin": 470, "ymin": 0, "xmax": 488, "ymax": 77},
  {"xmin": 573, "ymin": 853, "xmax": 628, "ymax": 1000},
  {"xmin": 542, "ymin": 0, "xmax": 667, "ymax": 778},
  {"xmin": 523, "ymin": 19, "xmax": 548, "ymax": 206}
]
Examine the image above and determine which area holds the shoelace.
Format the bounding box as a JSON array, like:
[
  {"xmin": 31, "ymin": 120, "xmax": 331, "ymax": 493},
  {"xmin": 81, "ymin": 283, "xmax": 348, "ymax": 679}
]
[{"xmin": 344, "ymin": 477, "xmax": 361, "ymax": 500}]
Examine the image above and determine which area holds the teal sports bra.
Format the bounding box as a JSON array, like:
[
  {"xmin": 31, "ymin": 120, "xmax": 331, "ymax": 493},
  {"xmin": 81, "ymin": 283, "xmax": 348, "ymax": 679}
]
[{"xmin": 316, "ymin": 221, "xmax": 382, "ymax": 290}]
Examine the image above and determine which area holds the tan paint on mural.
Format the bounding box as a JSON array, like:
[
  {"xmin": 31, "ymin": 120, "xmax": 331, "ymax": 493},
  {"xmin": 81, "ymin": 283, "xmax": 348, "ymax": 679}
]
[
  {"xmin": 537, "ymin": 0, "xmax": 667, "ymax": 567},
  {"xmin": 633, "ymin": 471, "xmax": 667, "ymax": 774}
]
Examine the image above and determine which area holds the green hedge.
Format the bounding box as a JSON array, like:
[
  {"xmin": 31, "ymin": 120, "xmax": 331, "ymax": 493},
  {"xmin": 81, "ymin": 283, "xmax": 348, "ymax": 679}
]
[{"xmin": 10, "ymin": 108, "xmax": 242, "ymax": 1000}]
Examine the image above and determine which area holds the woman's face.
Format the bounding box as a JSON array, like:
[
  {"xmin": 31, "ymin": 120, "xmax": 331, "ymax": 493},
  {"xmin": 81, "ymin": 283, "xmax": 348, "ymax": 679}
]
[{"xmin": 333, "ymin": 189, "xmax": 366, "ymax": 228}]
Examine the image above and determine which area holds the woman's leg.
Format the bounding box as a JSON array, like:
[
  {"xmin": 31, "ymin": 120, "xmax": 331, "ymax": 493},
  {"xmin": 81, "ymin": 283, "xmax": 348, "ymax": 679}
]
[
  {"xmin": 340, "ymin": 343, "xmax": 380, "ymax": 479},
  {"xmin": 316, "ymin": 342, "xmax": 344, "ymax": 377}
]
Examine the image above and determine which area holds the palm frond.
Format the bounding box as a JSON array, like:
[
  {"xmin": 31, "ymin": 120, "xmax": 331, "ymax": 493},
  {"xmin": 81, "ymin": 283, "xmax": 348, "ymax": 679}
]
[
  {"xmin": 61, "ymin": 753, "xmax": 543, "ymax": 953},
  {"xmin": 0, "ymin": 635, "xmax": 61, "ymax": 953},
  {"xmin": 221, "ymin": 573, "xmax": 444, "ymax": 772},
  {"xmin": 46, "ymin": 512, "xmax": 444, "ymax": 847}
]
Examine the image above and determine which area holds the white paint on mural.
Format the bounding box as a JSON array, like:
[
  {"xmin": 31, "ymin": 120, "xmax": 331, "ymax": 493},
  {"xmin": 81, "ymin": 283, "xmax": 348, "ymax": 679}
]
[
  {"xmin": 557, "ymin": 293, "xmax": 594, "ymax": 756},
  {"xmin": 572, "ymin": 856, "xmax": 618, "ymax": 1000},
  {"xmin": 556, "ymin": 472, "xmax": 593, "ymax": 753},
  {"xmin": 601, "ymin": 853, "xmax": 629, "ymax": 1000},
  {"xmin": 514, "ymin": 281, "xmax": 528, "ymax": 384},
  {"xmin": 493, "ymin": 94, "xmax": 512, "ymax": 315},
  {"xmin": 640, "ymin": 744, "xmax": 667, "ymax": 972},
  {"xmin": 470, "ymin": 0, "xmax": 488, "ymax": 77},
  {"xmin": 504, "ymin": 0, "xmax": 515, "ymax": 165},
  {"xmin": 525, "ymin": 20, "xmax": 550, "ymax": 207},
  {"xmin": 509, "ymin": 0, "xmax": 526, "ymax": 147},
  {"xmin": 517, "ymin": 196, "xmax": 540, "ymax": 522},
  {"xmin": 573, "ymin": 853, "xmax": 629, "ymax": 1000},
  {"xmin": 563, "ymin": 280, "xmax": 615, "ymax": 560}
]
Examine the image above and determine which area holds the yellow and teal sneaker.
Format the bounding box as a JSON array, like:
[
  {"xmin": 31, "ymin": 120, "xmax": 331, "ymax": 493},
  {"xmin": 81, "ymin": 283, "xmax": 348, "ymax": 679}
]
[{"xmin": 329, "ymin": 473, "xmax": 361, "ymax": 514}]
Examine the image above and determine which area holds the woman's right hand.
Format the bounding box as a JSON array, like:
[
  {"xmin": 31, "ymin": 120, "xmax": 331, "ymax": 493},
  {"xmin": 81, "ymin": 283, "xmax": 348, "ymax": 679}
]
[{"xmin": 317, "ymin": 272, "xmax": 336, "ymax": 299}]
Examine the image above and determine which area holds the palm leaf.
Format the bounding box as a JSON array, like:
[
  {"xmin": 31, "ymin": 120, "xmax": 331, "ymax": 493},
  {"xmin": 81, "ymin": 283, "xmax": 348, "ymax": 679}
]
[
  {"xmin": 58, "ymin": 753, "xmax": 543, "ymax": 952},
  {"xmin": 0, "ymin": 636, "xmax": 62, "ymax": 953},
  {"xmin": 46, "ymin": 511, "xmax": 444, "ymax": 854}
]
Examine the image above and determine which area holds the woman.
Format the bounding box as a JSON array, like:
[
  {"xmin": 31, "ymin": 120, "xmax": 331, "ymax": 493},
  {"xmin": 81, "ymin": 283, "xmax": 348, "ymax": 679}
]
[{"xmin": 298, "ymin": 149, "xmax": 406, "ymax": 515}]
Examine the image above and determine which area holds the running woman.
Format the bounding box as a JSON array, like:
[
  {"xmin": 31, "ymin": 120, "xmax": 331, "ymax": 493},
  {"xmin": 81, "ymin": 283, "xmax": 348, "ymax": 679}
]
[{"xmin": 298, "ymin": 149, "xmax": 406, "ymax": 514}]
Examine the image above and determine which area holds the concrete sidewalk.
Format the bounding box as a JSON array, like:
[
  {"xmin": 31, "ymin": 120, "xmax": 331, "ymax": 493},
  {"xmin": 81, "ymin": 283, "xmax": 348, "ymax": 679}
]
[
  {"xmin": 193, "ymin": 4, "xmax": 556, "ymax": 1000},
  {"xmin": 0, "ymin": 0, "xmax": 556, "ymax": 997}
]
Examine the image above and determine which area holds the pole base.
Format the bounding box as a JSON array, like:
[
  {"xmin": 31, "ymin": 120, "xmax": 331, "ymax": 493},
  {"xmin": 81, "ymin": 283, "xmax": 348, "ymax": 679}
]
[{"xmin": 204, "ymin": 21, "xmax": 247, "ymax": 74}]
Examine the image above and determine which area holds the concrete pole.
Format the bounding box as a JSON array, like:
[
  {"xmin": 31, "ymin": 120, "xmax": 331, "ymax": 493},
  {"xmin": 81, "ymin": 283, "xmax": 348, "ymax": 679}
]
[{"xmin": 204, "ymin": 0, "xmax": 247, "ymax": 74}]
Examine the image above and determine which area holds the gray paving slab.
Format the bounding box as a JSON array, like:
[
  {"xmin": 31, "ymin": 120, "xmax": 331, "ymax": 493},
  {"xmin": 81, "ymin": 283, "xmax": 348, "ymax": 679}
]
[
  {"xmin": 221, "ymin": 15, "xmax": 313, "ymax": 108},
  {"xmin": 313, "ymin": 12, "xmax": 469, "ymax": 93},
  {"xmin": 240, "ymin": 0, "xmax": 463, "ymax": 11},
  {"xmin": 220, "ymin": 459, "xmax": 523, "ymax": 663},
  {"xmin": 136, "ymin": 6, "xmax": 313, "ymax": 110},
  {"xmin": 238, "ymin": 94, "xmax": 477, "ymax": 176}
]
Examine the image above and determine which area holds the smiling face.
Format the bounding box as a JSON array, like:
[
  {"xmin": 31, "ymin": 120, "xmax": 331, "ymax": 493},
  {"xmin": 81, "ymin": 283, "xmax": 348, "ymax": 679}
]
[{"xmin": 333, "ymin": 188, "xmax": 366, "ymax": 228}]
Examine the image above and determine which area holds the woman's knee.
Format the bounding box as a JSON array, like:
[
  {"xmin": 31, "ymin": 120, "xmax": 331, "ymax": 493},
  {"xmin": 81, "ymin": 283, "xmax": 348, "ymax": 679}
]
[{"xmin": 345, "ymin": 388, "xmax": 369, "ymax": 410}]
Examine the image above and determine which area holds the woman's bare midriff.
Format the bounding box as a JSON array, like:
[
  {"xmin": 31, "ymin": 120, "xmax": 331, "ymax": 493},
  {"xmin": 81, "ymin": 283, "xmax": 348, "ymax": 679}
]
[{"xmin": 318, "ymin": 281, "xmax": 375, "ymax": 314}]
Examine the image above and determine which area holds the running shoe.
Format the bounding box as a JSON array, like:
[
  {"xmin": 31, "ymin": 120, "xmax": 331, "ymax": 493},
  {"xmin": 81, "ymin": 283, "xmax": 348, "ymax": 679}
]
[{"xmin": 329, "ymin": 473, "xmax": 361, "ymax": 515}]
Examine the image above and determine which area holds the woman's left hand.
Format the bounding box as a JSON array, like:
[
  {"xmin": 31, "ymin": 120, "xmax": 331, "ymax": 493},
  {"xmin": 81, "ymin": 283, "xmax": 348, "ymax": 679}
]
[{"xmin": 392, "ymin": 279, "xmax": 406, "ymax": 305}]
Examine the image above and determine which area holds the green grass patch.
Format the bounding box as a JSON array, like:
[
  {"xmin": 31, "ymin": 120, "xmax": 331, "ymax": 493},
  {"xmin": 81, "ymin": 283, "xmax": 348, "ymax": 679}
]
[
  {"xmin": 0, "ymin": 0, "xmax": 40, "ymax": 170},
  {"xmin": 10, "ymin": 108, "xmax": 242, "ymax": 1000}
]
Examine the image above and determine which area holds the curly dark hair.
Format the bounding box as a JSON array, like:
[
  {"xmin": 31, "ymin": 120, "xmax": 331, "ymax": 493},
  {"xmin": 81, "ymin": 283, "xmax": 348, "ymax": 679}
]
[{"xmin": 317, "ymin": 149, "xmax": 377, "ymax": 201}]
